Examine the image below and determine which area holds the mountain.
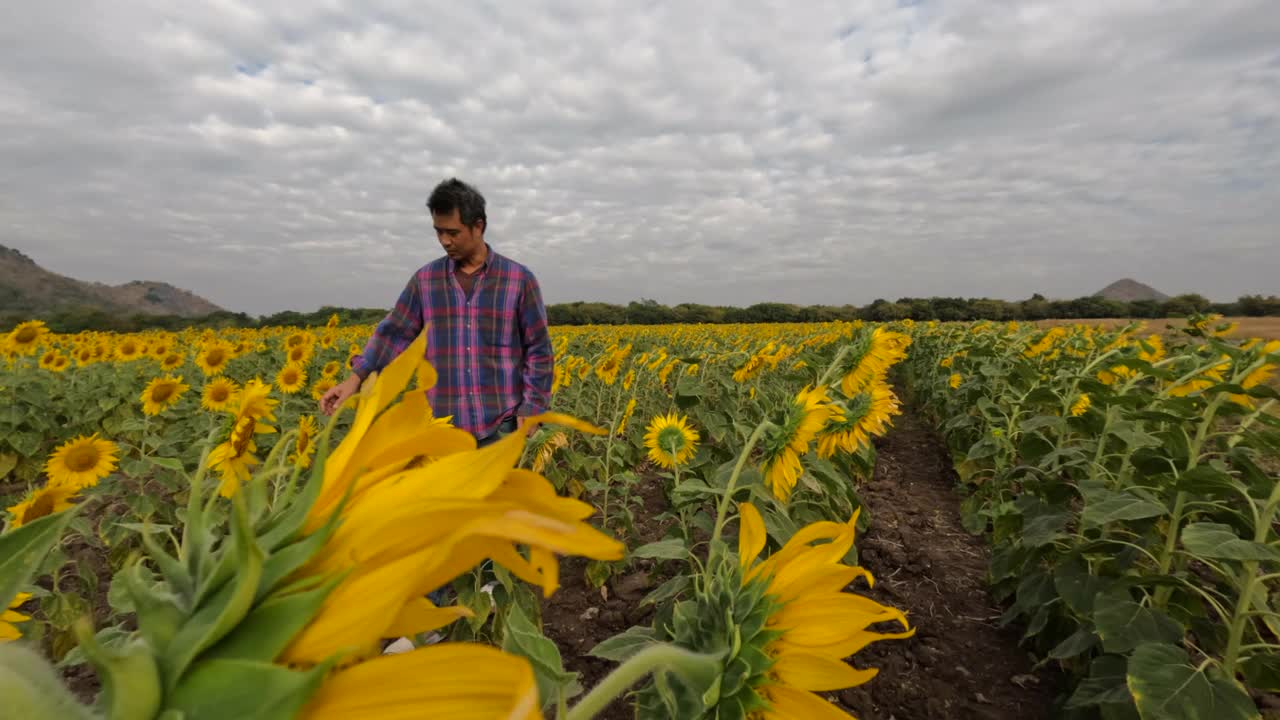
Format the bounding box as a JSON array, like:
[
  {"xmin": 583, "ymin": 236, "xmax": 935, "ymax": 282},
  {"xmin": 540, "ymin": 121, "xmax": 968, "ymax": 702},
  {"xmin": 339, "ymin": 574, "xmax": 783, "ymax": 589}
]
[
  {"xmin": 0, "ymin": 245, "xmax": 224, "ymax": 318},
  {"xmin": 1093, "ymin": 278, "xmax": 1170, "ymax": 303}
]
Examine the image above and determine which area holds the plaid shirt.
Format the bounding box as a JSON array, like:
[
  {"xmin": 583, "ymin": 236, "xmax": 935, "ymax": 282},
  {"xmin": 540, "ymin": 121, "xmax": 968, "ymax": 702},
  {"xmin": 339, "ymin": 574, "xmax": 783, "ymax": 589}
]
[{"xmin": 350, "ymin": 245, "xmax": 554, "ymax": 439}]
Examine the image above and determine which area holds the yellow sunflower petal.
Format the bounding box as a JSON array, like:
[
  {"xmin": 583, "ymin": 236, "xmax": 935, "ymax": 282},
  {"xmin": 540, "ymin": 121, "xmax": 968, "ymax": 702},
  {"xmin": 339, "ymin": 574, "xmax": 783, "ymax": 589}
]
[
  {"xmin": 300, "ymin": 644, "xmax": 540, "ymax": 720},
  {"xmin": 738, "ymin": 502, "xmax": 766, "ymax": 571},
  {"xmin": 763, "ymin": 684, "xmax": 855, "ymax": 720},
  {"xmin": 770, "ymin": 651, "xmax": 878, "ymax": 692},
  {"xmin": 385, "ymin": 597, "xmax": 474, "ymax": 638}
]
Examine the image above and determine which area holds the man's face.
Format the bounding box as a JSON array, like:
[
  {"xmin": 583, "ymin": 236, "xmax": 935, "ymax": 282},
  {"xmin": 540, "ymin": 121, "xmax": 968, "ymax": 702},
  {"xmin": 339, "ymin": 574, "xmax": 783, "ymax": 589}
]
[{"xmin": 433, "ymin": 209, "xmax": 484, "ymax": 261}]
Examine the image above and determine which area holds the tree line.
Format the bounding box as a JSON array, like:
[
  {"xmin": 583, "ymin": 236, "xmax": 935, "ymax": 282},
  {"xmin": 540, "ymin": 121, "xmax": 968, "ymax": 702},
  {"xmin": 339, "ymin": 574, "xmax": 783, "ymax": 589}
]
[{"xmin": 7, "ymin": 294, "xmax": 1279, "ymax": 334}]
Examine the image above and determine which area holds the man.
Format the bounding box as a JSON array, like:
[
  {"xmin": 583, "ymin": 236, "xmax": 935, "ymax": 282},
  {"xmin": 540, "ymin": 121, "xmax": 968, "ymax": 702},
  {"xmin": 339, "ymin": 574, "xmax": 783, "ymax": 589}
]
[{"xmin": 320, "ymin": 178, "xmax": 554, "ymax": 448}]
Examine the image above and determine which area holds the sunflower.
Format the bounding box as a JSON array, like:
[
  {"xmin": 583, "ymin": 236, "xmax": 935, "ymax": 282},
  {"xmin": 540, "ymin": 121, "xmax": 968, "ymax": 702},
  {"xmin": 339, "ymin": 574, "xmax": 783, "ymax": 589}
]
[
  {"xmin": 115, "ymin": 337, "xmax": 144, "ymax": 362},
  {"xmin": 50, "ymin": 355, "xmax": 70, "ymax": 373},
  {"xmin": 760, "ymin": 386, "xmax": 836, "ymax": 502},
  {"xmin": 43, "ymin": 434, "xmax": 119, "ymax": 489},
  {"xmin": 38, "ymin": 350, "xmax": 58, "ymax": 371},
  {"xmin": 74, "ymin": 345, "xmax": 96, "ymax": 366},
  {"xmin": 5, "ymin": 320, "xmax": 48, "ymax": 356},
  {"xmin": 635, "ymin": 503, "xmax": 913, "ymax": 718},
  {"xmin": 816, "ymin": 383, "xmax": 901, "ymax": 459},
  {"xmin": 5, "ymin": 483, "xmax": 80, "ymax": 530},
  {"xmin": 201, "ymin": 377, "xmax": 239, "ymax": 412},
  {"xmin": 277, "ymin": 362, "xmax": 308, "ymax": 394},
  {"xmin": 160, "ymin": 352, "xmax": 185, "ymax": 371},
  {"xmin": 278, "ymin": 329, "xmax": 624, "ymax": 665},
  {"xmin": 948, "ymin": 373, "xmax": 962, "ymax": 389},
  {"xmin": 287, "ymin": 344, "xmax": 314, "ymax": 366},
  {"xmin": 738, "ymin": 503, "xmax": 914, "ymax": 717},
  {"xmin": 322, "ymin": 360, "xmax": 342, "ymax": 378},
  {"xmin": 140, "ymin": 375, "xmax": 190, "ymax": 416},
  {"xmin": 643, "ymin": 412, "xmax": 700, "ymax": 469},
  {"xmin": 1070, "ymin": 393, "xmax": 1092, "ymax": 417},
  {"xmin": 195, "ymin": 341, "xmax": 234, "ymax": 376},
  {"xmin": 1, "ymin": 593, "xmax": 33, "ymax": 642},
  {"xmin": 616, "ymin": 397, "xmax": 637, "ymax": 436},
  {"xmin": 291, "ymin": 415, "xmax": 318, "ymax": 469},
  {"xmin": 531, "ymin": 431, "xmax": 569, "ymax": 474},
  {"xmin": 839, "ymin": 327, "xmax": 910, "ymax": 397},
  {"xmin": 208, "ymin": 378, "xmax": 278, "ymax": 497},
  {"xmin": 311, "ymin": 376, "xmax": 337, "ymax": 402}
]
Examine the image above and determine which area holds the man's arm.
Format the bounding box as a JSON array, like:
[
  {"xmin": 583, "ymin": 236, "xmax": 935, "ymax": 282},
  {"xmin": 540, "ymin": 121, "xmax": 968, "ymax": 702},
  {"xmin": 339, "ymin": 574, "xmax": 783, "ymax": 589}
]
[
  {"xmin": 350, "ymin": 273, "xmax": 425, "ymax": 381},
  {"xmin": 516, "ymin": 270, "xmax": 554, "ymax": 419}
]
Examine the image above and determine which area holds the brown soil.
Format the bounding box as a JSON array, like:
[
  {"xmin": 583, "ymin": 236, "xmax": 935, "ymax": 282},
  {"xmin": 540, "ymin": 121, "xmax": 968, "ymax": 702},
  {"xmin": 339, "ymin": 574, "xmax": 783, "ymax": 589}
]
[
  {"xmin": 542, "ymin": 404, "xmax": 1063, "ymax": 719},
  {"xmin": 835, "ymin": 404, "xmax": 1061, "ymax": 719}
]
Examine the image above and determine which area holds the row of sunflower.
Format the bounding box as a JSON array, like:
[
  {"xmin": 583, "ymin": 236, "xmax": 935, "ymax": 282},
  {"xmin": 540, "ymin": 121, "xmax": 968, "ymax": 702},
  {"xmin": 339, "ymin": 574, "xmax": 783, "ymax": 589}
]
[
  {"xmin": 901, "ymin": 314, "xmax": 1280, "ymax": 719},
  {"xmin": 2, "ymin": 317, "xmax": 920, "ymax": 718}
]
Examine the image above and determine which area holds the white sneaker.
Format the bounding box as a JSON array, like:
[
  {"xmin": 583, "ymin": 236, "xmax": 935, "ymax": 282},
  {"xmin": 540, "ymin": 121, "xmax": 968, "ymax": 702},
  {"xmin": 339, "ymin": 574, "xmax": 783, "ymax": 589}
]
[{"xmin": 382, "ymin": 637, "xmax": 415, "ymax": 655}]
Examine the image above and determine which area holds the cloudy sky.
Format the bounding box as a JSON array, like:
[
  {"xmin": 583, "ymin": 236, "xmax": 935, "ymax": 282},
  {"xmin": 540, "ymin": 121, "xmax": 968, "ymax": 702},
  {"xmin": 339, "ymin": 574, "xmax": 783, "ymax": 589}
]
[{"xmin": 2, "ymin": 1, "xmax": 1277, "ymax": 315}]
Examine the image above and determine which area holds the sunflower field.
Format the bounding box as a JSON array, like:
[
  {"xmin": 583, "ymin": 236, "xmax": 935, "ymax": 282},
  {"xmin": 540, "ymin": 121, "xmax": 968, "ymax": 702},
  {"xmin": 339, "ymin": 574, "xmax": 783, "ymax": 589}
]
[
  {"xmin": 1, "ymin": 317, "xmax": 920, "ymax": 720},
  {"xmin": 3, "ymin": 312, "xmax": 1278, "ymax": 718}
]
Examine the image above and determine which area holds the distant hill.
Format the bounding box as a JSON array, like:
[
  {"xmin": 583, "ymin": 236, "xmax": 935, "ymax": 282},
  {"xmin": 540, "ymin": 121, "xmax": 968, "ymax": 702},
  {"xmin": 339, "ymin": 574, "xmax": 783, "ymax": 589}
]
[
  {"xmin": 1094, "ymin": 278, "xmax": 1169, "ymax": 303},
  {"xmin": 0, "ymin": 245, "xmax": 223, "ymax": 318}
]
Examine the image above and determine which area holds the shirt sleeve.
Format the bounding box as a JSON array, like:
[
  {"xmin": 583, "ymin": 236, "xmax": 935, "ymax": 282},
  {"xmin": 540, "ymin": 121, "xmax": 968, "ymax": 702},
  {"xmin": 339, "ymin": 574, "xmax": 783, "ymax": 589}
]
[
  {"xmin": 350, "ymin": 273, "xmax": 425, "ymax": 380},
  {"xmin": 516, "ymin": 270, "xmax": 554, "ymax": 416}
]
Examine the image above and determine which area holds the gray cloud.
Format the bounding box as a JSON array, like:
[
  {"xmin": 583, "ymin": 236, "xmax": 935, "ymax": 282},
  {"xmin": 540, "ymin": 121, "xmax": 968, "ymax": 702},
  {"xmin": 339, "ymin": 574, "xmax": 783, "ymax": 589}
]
[{"xmin": 1, "ymin": 0, "xmax": 1277, "ymax": 315}]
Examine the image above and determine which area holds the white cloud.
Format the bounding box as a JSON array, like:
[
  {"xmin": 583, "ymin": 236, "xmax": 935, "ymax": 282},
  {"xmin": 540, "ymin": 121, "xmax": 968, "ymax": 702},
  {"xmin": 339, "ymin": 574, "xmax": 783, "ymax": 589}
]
[{"xmin": 1, "ymin": 0, "xmax": 1277, "ymax": 314}]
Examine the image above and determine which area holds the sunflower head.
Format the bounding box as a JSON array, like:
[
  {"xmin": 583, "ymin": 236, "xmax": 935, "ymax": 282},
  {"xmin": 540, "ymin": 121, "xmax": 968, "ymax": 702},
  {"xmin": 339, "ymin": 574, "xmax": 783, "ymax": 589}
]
[
  {"xmin": 276, "ymin": 363, "xmax": 308, "ymax": 394},
  {"xmin": 201, "ymin": 377, "xmax": 239, "ymax": 412},
  {"xmin": 195, "ymin": 342, "xmax": 233, "ymax": 376},
  {"xmin": 643, "ymin": 412, "xmax": 700, "ymax": 469},
  {"xmin": 5, "ymin": 483, "xmax": 80, "ymax": 530},
  {"xmin": 758, "ymin": 387, "xmax": 835, "ymax": 502},
  {"xmin": 6, "ymin": 320, "xmax": 49, "ymax": 355},
  {"xmin": 140, "ymin": 375, "xmax": 190, "ymax": 416},
  {"xmin": 43, "ymin": 434, "xmax": 119, "ymax": 489}
]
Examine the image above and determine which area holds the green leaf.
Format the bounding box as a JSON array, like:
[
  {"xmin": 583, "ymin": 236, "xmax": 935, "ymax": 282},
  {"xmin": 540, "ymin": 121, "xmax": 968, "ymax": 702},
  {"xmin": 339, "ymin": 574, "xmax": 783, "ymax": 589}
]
[
  {"xmin": 632, "ymin": 538, "xmax": 689, "ymax": 561},
  {"xmin": 202, "ymin": 576, "xmax": 340, "ymax": 663},
  {"xmin": 1049, "ymin": 624, "xmax": 1098, "ymax": 659},
  {"xmin": 588, "ymin": 626, "xmax": 659, "ymax": 662},
  {"xmin": 146, "ymin": 456, "xmax": 186, "ymax": 472},
  {"xmin": 0, "ymin": 453, "xmax": 17, "ymax": 479},
  {"xmin": 161, "ymin": 499, "xmax": 265, "ymax": 690},
  {"xmin": 1067, "ymin": 655, "xmax": 1136, "ymax": 709},
  {"xmin": 1094, "ymin": 590, "xmax": 1183, "ymax": 654},
  {"xmin": 0, "ymin": 505, "xmax": 80, "ymax": 609},
  {"xmin": 641, "ymin": 575, "xmax": 692, "ymax": 607},
  {"xmin": 1082, "ymin": 489, "xmax": 1167, "ymax": 526},
  {"xmin": 164, "ymin": 658, "xmax": 331, "ymax": 720},
  {"xmin": 1240, "ymin": 652, "xmax": 1280, "ymax": 693},
  {"xmin": 1181, "ymin": 523, "xmax": 1280, "ymax": 562},
  {"xmin": 1054, "ymin": 555, "xmax": 1106, "ymax": 615},
  {"xmin": 1021, "ymin": 511, "xmax": 1071, "ymax": 547},
  {"xmin": 501, "ymin": 601, "xmax": 582, "ymax": 710},
  {"xmin": 1126, "ymin": 643, "xmax": 1259, "ymax": 720}
]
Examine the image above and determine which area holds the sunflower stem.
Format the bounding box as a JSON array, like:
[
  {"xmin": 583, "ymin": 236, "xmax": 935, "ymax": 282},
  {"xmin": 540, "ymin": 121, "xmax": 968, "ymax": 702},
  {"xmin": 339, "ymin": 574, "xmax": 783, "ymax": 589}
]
[
  {"xmin": 710, "ymin": 421, "xmax": 771, "ymax": 549},
  {"xmin": 565, "ymin": 644, "xmax": 722, "ymax": 720}
]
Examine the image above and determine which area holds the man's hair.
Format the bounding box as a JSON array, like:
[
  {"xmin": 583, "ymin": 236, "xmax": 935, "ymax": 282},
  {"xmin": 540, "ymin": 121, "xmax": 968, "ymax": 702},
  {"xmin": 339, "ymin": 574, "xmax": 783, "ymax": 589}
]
[{"xmin": 427, "ymin": 178, "xmax": 487, "ymax": 229}]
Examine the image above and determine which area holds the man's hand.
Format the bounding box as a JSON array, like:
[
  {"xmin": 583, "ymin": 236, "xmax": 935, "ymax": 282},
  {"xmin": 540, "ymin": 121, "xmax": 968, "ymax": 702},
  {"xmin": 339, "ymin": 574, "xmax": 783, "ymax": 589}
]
[{"xmin": 320, "ymin": 375, "xmax": 362, "ymax": 416}]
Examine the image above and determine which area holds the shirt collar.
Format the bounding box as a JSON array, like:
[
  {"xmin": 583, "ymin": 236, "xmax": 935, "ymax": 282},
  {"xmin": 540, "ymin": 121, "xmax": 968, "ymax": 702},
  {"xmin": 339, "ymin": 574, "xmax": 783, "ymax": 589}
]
[{"xmin": 448, "ymin": 243, "xmax": 495, "ymax": 273}]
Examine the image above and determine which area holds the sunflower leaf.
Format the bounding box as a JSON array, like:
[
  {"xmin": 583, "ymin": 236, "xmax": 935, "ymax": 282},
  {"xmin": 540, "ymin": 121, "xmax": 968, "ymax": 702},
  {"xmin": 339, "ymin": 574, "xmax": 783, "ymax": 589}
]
[{"xmin": 0, "ymin": 505, "xmax": 80, "ymax": 610}]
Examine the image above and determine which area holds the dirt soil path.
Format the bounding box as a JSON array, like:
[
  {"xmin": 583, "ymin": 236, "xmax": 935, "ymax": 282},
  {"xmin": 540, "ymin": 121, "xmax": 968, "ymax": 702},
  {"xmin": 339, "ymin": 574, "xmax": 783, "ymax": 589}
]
[
  {"xmin": 834, "ymin": 402, "xmax": 1061, "ymax": 719},
  {"xmin": 544, "ymin": 402, "xmax": 1062, "ymax": 719}
]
